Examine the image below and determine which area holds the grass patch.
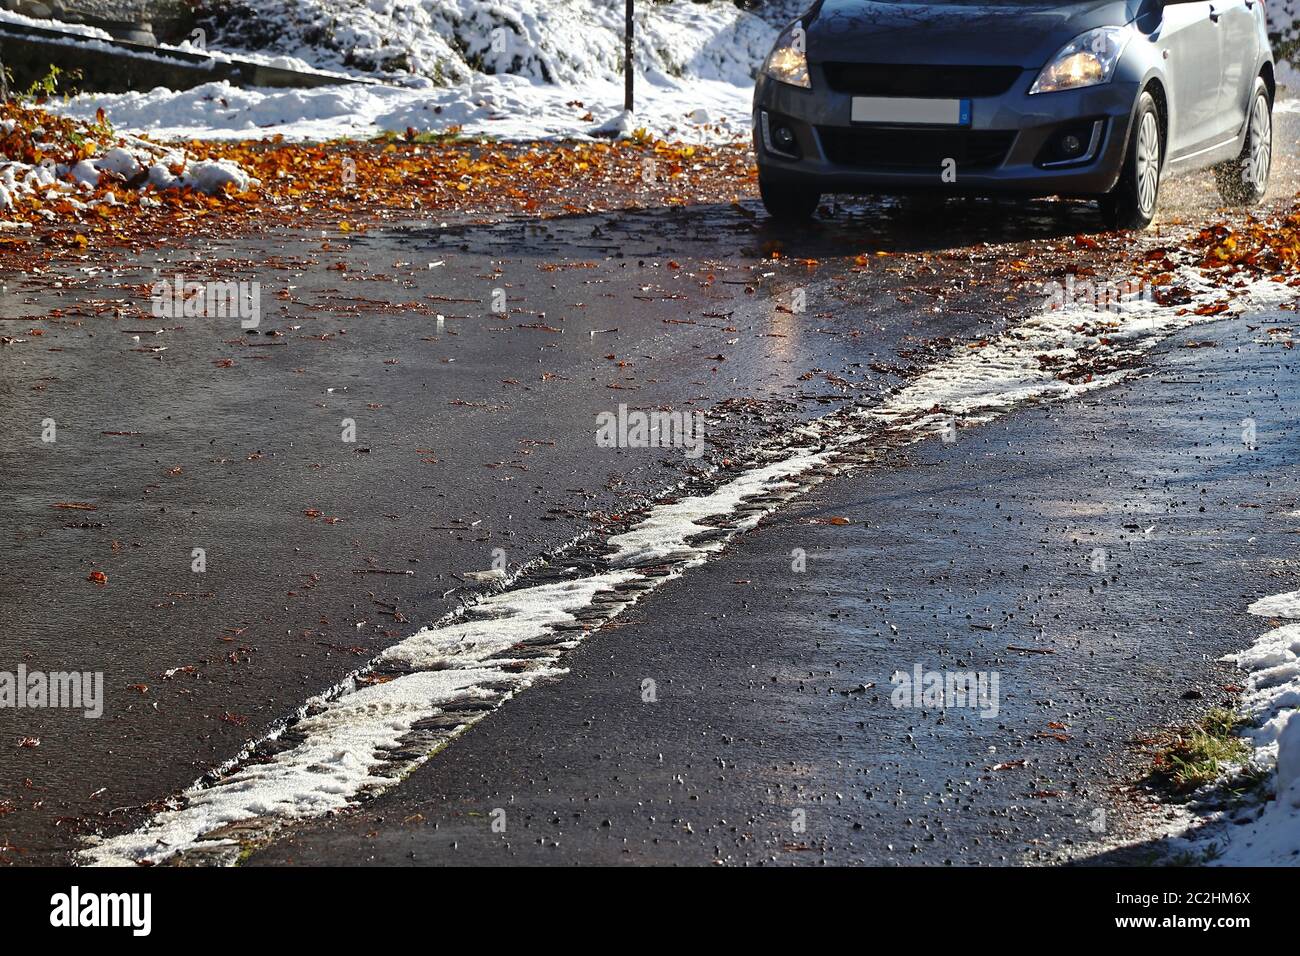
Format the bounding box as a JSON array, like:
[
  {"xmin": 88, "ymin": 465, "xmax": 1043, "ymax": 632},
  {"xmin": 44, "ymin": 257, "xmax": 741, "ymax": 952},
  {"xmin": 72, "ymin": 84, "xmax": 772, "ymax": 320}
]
[
  {"xmin": 1165, "ymin": 844, "xmax": 1224, "ymax": 867},
  {"xmin": 371, "ymin": 127, "xmax": 468, "ymax": 146},
  {"xmin": 1148, "ymin": 708, "xmax": 1251, "ymax": 795}
]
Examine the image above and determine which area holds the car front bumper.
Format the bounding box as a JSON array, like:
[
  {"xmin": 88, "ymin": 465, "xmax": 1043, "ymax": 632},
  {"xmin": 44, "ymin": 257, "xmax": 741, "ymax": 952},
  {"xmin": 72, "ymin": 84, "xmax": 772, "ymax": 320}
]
[{"xmin": 753, "ymin": 67, "xmax": 1142, "ymax": 198}]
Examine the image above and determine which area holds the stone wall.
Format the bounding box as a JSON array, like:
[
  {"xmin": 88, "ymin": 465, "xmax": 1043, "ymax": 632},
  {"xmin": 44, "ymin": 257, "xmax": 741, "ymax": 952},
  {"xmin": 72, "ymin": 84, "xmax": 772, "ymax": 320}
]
[{"xmin": 1, "ymin": 0, "xmax": 194, "ymax": 42}]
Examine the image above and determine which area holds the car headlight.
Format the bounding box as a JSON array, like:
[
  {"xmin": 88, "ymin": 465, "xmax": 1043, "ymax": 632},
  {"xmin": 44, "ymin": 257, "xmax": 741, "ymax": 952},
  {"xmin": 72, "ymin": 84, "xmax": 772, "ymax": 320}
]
[
  {"xmin": 763, "ymin": 22, "xmax": 810, "ymax": 89},
  {"xmin": 1029, "ymin": 26, "xmax": 1131, "ymax": 94}
]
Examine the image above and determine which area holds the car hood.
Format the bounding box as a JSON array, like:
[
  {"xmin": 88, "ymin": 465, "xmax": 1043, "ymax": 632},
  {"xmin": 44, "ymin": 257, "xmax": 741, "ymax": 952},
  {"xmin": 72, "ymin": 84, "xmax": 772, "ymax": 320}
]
[{"xmin": 806, "ymin": 0, "xmax": 1142, "ymax": 68}]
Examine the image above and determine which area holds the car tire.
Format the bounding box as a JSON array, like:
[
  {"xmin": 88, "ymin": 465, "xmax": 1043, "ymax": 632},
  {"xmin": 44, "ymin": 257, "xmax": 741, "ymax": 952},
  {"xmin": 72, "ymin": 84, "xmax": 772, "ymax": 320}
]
[
  {"xmin": 1214, "ymin": 78, "xmax": 1272, "ymax": 206},
  {"xmin": 1100, "ymin": 91, "xmax": 1162, "ymax": 231},
  {"xmin": 759, "ymin": 175, "xmax": 821, "ymax": 222}
]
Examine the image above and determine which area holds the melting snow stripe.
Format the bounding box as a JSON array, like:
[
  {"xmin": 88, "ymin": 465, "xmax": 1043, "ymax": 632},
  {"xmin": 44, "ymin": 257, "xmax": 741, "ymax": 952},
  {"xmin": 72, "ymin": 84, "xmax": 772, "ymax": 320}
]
[{"xmin": 81, "ymin": 259, "xmax": 1295, "ymax": 866}]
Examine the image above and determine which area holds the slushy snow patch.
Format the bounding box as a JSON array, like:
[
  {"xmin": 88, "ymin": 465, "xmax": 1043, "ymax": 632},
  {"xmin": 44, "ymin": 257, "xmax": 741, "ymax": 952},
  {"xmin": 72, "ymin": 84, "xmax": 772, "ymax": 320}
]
[
  {"xmin": 83, "ymin": 573, "xmax": 640, "ymax": 865},
  {"xmin": 1248, "ymin": 589, "xmax": 1300, "ymax": 618},
  {"xmin": 179, "ymin": 158, "xmax": 257, "ymax": 194}
]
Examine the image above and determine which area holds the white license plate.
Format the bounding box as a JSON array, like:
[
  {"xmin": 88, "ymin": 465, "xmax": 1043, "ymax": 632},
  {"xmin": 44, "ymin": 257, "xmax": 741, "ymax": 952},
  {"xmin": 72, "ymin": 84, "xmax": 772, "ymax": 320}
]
[{"xmin": 851, "ymin": 97, "xmax": 970, "ymax": 126}]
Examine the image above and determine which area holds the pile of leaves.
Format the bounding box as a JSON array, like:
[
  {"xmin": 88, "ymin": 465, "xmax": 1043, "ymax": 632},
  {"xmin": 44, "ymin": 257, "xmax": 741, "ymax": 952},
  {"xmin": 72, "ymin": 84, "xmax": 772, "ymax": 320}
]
[
  {"xmin": 2, "ymin": 105, "xmax": 753, "ymax": 267},
  {"xmin": 1, "ymin": 100, "xmax": 260, "ymax": 253},
  {"xmin": 1112, "ymin": 196, "xmax": 1300, "ymax": 320},
  {"xmin": 198, "ymin": 132, "xmax": 753, "ymax": 222},
  {"xmin": 0, "ymin": 101, "xmax": 116, "ymax": 169},
  {"xmin": 1191, "ymin": 203, "xmax": 1300, "ymax": 277}
]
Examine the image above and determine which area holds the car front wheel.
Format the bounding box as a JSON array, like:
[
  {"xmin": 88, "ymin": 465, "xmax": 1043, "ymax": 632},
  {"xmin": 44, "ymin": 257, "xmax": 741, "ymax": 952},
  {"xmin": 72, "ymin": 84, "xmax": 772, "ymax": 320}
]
[
  {"xmin": 1214, "ymin": 78, "xmax": 1272, "ymax": 206},
  {"xmin": 1100, "ymin": 91, "xmax": 1162, "ymax": 231},
  {"xmin": 759, "ymin": 175, "xmax": 821, "ymax": 222}
]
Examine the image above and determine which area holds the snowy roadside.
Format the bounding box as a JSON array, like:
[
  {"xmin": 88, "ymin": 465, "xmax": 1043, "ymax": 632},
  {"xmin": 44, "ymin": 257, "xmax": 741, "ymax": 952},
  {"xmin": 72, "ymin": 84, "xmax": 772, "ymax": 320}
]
[{"xmin": 50, "ymin": 74, "xmax": 754, "ymax": 144}]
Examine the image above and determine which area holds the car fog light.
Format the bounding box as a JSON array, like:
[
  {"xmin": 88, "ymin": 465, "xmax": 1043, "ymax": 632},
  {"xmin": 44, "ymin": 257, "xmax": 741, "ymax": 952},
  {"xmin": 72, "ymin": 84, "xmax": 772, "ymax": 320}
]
[
  {"xmin": 760, "ymin": 111, "xmax": 802, "ymax": 159},
  {"xmin": 1036, "ymin": 119, "xmax": 1104, "ymax": 168}
]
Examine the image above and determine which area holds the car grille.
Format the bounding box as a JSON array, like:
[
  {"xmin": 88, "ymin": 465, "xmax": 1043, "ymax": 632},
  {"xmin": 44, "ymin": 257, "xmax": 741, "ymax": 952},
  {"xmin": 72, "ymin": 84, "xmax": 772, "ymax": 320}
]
[
  {"xmin": 818, "ymin": 127, "xmax": 1016, "ymax": 172},
  {"xmin": 822, "ymin": 63, "xmax": 1023, "ymax": 98}
]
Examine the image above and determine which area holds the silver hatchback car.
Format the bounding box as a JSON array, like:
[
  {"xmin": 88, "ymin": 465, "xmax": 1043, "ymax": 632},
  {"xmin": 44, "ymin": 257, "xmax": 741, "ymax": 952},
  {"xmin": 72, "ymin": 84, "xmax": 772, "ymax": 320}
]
[{"xmin": 753, "ymin": 0, "xmax": 1275, "ymax": 229}]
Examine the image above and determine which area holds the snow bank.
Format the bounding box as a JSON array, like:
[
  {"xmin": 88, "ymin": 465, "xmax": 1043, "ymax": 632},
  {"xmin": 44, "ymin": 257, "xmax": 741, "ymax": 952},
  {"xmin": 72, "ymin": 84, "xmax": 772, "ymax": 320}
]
[
  {"xmin": 53, "ymin": 75, "xmax": 753, "ymax": 143},
  {"xmin": 1271, "ymin": 0, "xmax": 1300, "ymax": 51},
  {"xmin": 195, "ymin": 0, "xmax": 772, "ymax": 87},
  {"xmin": 1272, "ymin": 0, "xmax": 1300, "ymax": 88},
  {"xmin": 40, "ymin": 0, "xmax": 773, "ymax": 142},
  {"xmin": 1268, "ymin": 0, "xmax": 1300, "ymax": 87}
]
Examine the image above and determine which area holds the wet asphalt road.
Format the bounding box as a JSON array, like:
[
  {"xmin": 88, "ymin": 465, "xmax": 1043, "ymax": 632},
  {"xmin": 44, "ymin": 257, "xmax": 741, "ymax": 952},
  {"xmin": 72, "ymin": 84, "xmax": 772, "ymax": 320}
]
[
  {"xmin": 1, "ymin": 117, "xmax": 1297, "ymax": 863},
  {"xmin": 1, "ymin": 195, "xmax": 1106, "ymax": 862},
  {"xmin": 244, "ymin": 314, "xmax": 1300, "ymax": 866}
]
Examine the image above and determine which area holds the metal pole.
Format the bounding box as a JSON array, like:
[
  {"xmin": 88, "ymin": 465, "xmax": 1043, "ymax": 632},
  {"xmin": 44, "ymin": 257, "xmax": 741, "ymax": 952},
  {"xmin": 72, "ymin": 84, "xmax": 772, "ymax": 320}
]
[{"xmin": 624, "ymin": 0, "xmax": 634, "ymax": 113}]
